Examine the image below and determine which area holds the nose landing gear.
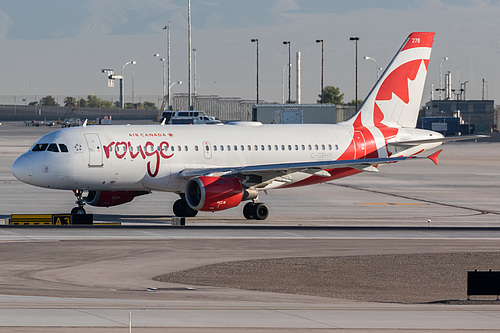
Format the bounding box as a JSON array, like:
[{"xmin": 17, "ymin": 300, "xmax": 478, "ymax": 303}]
[{"xmin": 71, "ymin": 189, "xmax": 87, "ymax": 215}]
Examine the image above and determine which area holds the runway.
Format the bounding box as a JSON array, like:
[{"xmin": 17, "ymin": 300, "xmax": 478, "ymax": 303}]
[
  {"xmin": 0, "ymin": 227, "xmax": 499, "ymax": 331},
  {"xmin": 1, "ymin": 122, "xmax": 500, "ymax": 331}
]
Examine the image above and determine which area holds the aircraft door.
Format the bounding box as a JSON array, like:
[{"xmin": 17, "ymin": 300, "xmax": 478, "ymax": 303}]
[
  {"xmin": 84, "ymin": 133, "xmax": 103, "ymax": 167},
  {"xmin": 353, "ymin": 131, "xmax": 366, "ymax": 159},
  {"xmin": 203, "ymin": 141, "xmax": 212, "ymax": 159}
]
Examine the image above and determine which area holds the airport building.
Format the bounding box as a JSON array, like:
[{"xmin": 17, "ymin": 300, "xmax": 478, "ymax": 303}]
[
  {"xmin": 421, "ymin": 71, "xmax": 497, "ymax": 134},
  {"xmin": 423, "ymin": 99, "xmax": 496, "ymax": 134},
  {"xmin": 251, "ymin": 104, "xmax": 356, "ymax": 124}
]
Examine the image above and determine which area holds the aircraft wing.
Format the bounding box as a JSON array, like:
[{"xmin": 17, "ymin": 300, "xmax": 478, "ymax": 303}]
[{"xmin": 178, "ymin": 152, "xmax": 441, "ymax": 187}]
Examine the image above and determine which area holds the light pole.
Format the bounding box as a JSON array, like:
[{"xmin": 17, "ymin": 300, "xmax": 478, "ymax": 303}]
[
  {"xmin": 163, "ymin": 24, "xmax": 171, "ymax": 106},
  {"xmin": 169, "ymin": 81, "xmax": 182, "ymax": 109},
  {"xmin": 283, "ymin": 41, "xmax": 291, "ymax": 103},
  {"xmin": 187, "ymin": 0, "xmax": 192, "ymax": 110},
  {"xmin": 363, "ymin": 56, "xmax": 382, "ymax": 81},
  {"xmin": 349, "ymin": 37, "xmax": 359, "ymax": 110},
  {"xmin": 192, "ymin": 48, "xmax": 197, "ymax": 97},
  {"xmin": 120, "ymin": 60, "xmax": 136, "ymax": 109},
  {"xmin": 154, "ymin": 54, "xmax": 166, "ymax": 102},
  {"xmin": 439, "ymin": 57, "xmax": 448, "ymax": 100},
  {"xmin": 281, "ymin": 64, "xmax": 287, "ymax": 104},
  {"xmin": 316, "ymin": 39, "xmax": 324, "ymax": 103},
  {"xmin": 251, "ymin": 38, "xmax": 259, "ymax": 104}
]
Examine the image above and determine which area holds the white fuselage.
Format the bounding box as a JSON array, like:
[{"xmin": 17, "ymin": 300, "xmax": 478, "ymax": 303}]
[{"xmin": 12, "ymin": 121, "xmax": 441, "ymax": 194}]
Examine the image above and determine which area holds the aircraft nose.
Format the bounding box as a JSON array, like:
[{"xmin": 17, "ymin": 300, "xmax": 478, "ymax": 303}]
[{"xmin": 11, "ymin": 155, "xmax": 34, "ymax": 183}]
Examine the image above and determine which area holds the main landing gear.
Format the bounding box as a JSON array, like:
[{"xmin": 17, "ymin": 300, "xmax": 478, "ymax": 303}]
[
  {"xmin": 243, "ymin": 201, "xmax": 269, "ymax": 220},
  {"xmin": 173, "ymin": 194, "xmax": 198, "ymax": 218},
  {"xmin": 71, "ymin": 189, "xmax": 87, "ymax": 215}
]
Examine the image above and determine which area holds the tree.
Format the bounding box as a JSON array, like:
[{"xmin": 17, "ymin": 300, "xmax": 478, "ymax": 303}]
[
  {"xmin": 64, "ymin": 96, "xmax": 77, "ymax": 107},
  {"xmin": 100, "ymin": 99, "xmax": 113, "ymax": 108},
  {"xmin": 346, "ymin": 99, "xmax": 364, "ymax": 106},
  {"xmin": 318, "ymin": 86, "xmax": 344, "ymax": 104},
  {"xmin": 78, "ymin": 98, "xmax": 87, "ymax": 107},
  {"xmin": 144, "ymin": 101, "xmax": 157, "ymax": 110},
  {"xmin": 86, "ymin": 95, "xmax": 100, "ymax": 107},
  {"xmin": 40, "ymin": 95, "xmax": 58, "ymax": 106}
]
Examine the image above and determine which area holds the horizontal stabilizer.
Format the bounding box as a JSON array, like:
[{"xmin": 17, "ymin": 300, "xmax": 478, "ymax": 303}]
[{"xmin": 389, "ymin": 135, "xmax": 488, "ymax": 147}]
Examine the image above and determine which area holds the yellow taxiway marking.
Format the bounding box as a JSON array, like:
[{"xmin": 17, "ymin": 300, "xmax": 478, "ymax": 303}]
[{"xmin": 357, "ymin": 203, "xmax": 428, "ymax": 206}]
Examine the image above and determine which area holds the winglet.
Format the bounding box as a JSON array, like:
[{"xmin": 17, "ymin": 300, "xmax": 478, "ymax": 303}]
[{"xmin": 427, "ymin": 149, "xmax": 442, "ymax": 165}]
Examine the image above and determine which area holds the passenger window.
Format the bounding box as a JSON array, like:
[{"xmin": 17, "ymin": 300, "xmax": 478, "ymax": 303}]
[
  {"xmin": 227, "ymin": 145, "xmax": 231, "ymax": 151},
  {"xmin": 281, "ymin": 145, "xmax": 285, "ymax": 151},
  {"xmin": 247, "ymin": 145, "xmax": 252, "ymax": 151},
  {"xmin": 32, "ymin": 143, "xmax": 48, "ymax": 151},
  {"xmin": 47, "ymin": 143, "xmax": 59, "ymax": 152},
  {"xmin": 315, "ymin": 144, "xmax": 319, "ymax": 150},
  {"xmin": 288, "ymin": 145, "xmax": 292, "ymax": 150},
  {"xmin": 254, "ymin": 145, "xmax": 258, "ymax": 151},
  {"xmin": 195, "ymin": 146, "xmax": 199, "ymax": 152},
  {"xmin": 241, "ymin": 145, "xmax": 245, "ymax": 151},
  {"xmin": 59, "ymin": 144, "xmax": 69, "ymax": 153},
  {"xmin": 234, "ymin": 145, "xmax": 238, "ymax": 151},
  {"xmin": 184, "ymin": 146, "xmax": 188, "ymax": 151},
  {"xmin": 213, "ymin": 145, "xmax": 217, "ymax": 151},
  {"xmin": 308, "ymin": 144, "xmax": 312, "ymax": 150},
  {"xmin": 274, "ymin": 145, "xmax": 278, "ymax": 151},
  {"xmin": 294, "ymin": 145, "xmax": 298, "ymax": 151},
  {"xmin": 220, "ymin": 145, "xmax": 224, "ymax": 151},
  {"xmin": 177, "ymin": 146, "xmax": 181, "ymax": 151},
  {"xmin": 261, "ymin": 145, "xmax": 265, "ymax": 151},
  {"xmin": 301, "ymin": 145, "xmax": 305, "ymax": 150},
  {"xmin": 335, "ymin": 144, "xmax": 339, "ymax": 150},
  {"xmin": 322, "ymin": 144, "xmax": 325, "ymax": 150},
  {"xmin": 268, "ymin": 145, "xmax": 271, "ymax": 151},
  {"xmin": 171, "ymin": 146, "xmax": 175, "ymax": 152},
  {"xmin": 328, "ymin": 144, "xmax": 332, "ymax": 150}
]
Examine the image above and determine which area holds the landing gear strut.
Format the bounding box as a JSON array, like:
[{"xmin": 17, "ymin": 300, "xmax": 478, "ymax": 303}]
[
  {"xmin": 243, "ymin": 201, "xmax": 269, "ymax": 220},
  {"xmin": 173, "ymin": 194, "xmax": 198, "ymax": 218},
  {"xmin": 71, "ymin": 189, "xmax": 86, "ymax": 215}
]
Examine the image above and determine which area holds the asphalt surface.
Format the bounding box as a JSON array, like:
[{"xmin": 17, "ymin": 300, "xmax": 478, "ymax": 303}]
[{"xmin": 0, "ymin": 121, "xmax": 500, "ymax": 331}]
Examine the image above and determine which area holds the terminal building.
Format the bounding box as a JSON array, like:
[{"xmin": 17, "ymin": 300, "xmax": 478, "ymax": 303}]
[{"xmin": 421, "ymin": 71, "xmax": 497, "ymax": 134}]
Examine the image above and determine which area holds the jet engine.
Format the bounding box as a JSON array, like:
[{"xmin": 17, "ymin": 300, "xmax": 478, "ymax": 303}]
[
  {"xmin": 84, "ymin": 190, "xmax": 149, "ymax": 207},
  {"xmin": 185, "ymin": 176, "xmax": 248, "ymax": 212}
]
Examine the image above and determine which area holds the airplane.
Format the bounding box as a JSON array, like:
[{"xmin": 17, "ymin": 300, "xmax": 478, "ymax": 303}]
[{"xmin": 12, "ymin": 32, "xmax": 465, "ymax": 220}]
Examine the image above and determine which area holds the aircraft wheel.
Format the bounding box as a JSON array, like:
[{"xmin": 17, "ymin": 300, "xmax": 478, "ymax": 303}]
[
  {"xmin": 253, "ymin": 203, "xmax": 269, "ymax": 220},
  {"xmin": 243, "ymin": 202, "xmax": 255, "ymax": 220},
  {"xmin": 173, "ymin": 199, "xmax": 198, "ymax": 217},
  {"xmin": 71, "ymin": 207, "xmax": 86, "ymax": 215}
]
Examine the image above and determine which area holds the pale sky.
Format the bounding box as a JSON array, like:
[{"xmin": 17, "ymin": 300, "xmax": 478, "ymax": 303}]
[{"xmin": 0, "ymin": 0, "xmax": 499, "ymax": 105}]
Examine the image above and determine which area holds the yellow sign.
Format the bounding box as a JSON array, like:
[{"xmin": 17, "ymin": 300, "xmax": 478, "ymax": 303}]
[{"xmin": 52, "ymin": 215, "xmax": 72, "ymax": 225}]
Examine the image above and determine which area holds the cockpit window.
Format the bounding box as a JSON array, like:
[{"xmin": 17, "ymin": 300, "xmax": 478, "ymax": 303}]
[
  {"xmin": 47, "ymin": 143, "xmax": 59, "ymax": 152},
  {"xmin": 32, "ymin": 143, "xmax": 48, "ymax": 151},
  {"xmin": 59, "ymin": 144, "xmax": 69, "ymax": 152}
]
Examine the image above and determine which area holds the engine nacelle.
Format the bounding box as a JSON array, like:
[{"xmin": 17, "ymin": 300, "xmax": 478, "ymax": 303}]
[
  {"xmin": 185, "ymin": 176, "xmax": 243, "ymax": 212},
  {"xmin": 84, "ymin": 190, "xmax": 148, "ymax": 207}
]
